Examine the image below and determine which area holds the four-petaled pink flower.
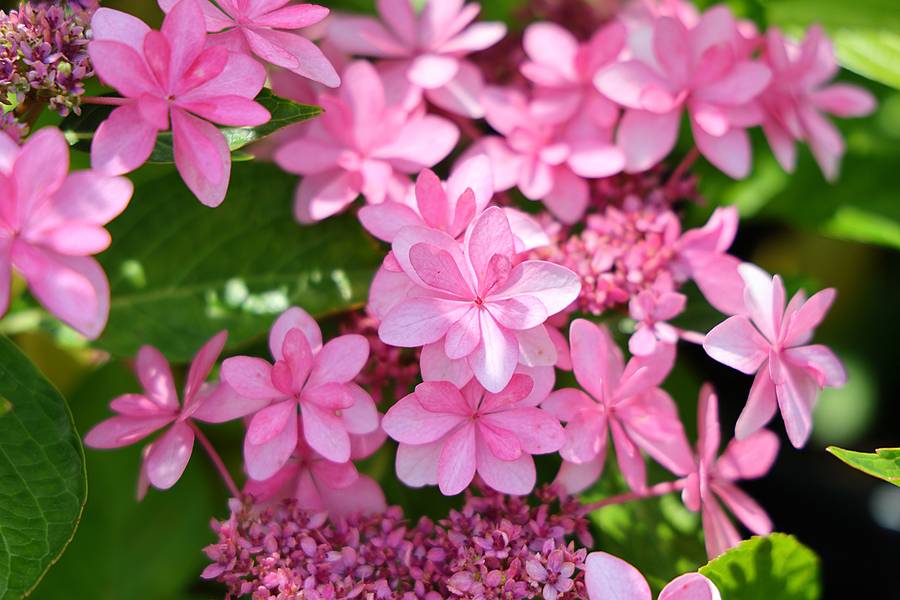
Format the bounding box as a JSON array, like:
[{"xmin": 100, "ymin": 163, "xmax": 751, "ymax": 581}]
[
  {"xmin": 274, "ymin": 59, "xmax": 459, "ymax": 223},
  {"xmin": 158, "ymin": 0, "xmax": 339, "ymax": 87},
  {"xmin": 595, "ymin": 6, "xmax": 771, "ymax": 178},
  {"xmin": 676, "ymin": 384, "xmax": 779, "ymax": 560},
  {"xmin": 585, "ymin": 552, "xmax": 721, "ymax": 600},
  {"xmin": 759, "ymin": 25, "xmax": 877, "ymax": 181},
  {"xmin": 382, "ymin": 374, "xmax": 565, "ymax": 495},
  {"xmin": 627, "ymin": 278, "xmax": 686, "ymax": 356},
  {"xmin": 377, "ymin": 206, "xmax": 580, "ymax": 392},
  {"xmin": 221, "ymin": 306, "xmax": 378, "ymax": 480},
  {"xmin": 542, "ymin": 319, "xmax": 693, "ymax": 494},
  {"xmin": 85, "ymin": 331, "xmax": 229, "ymax": 498},
  {"xmin": 89, "ymin": 0, "xmax": 270, "ymax": 206},
  {"xmin": 703, "ymin": 263, "xmax": 847, "ymax": 448},
  {"xmin": 0, "ymin": 127, "xmax": 132, "ymax": 339}
]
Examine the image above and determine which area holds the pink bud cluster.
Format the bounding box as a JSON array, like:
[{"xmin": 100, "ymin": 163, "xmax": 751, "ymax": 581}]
[{"xmin": 202, "ymin": 486, "xmax": 592, "ymax": 600}]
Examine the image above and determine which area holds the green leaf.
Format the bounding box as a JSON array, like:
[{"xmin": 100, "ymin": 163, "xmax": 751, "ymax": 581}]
[
  {"xmin": 826, "ymin": 445, "xmax": 900, "ymax": 486},
  {"xmin": 26, "ymin": 360, "xmax": 222, "ymax": 600},
  {"xmin": 699, "ymin": 533, "xmax": 821, "ymax": 600},
  {"xmin": 766, "ymin": 0, "xmax": 900, "ymax": 31},
  {"xmin": 95, "ymin": 162, "xmax": 383, "ymax": 362},
  {"xmin": 0, "ymin": 334, "xmax": 87, "ymax": 600},
  {"xmin": 832, "ymin": 28, "xmax": 900, "ymax": 91},
  {"xmin": 62, "ymin": 89, "xmax": 322, "ymax": 162}
]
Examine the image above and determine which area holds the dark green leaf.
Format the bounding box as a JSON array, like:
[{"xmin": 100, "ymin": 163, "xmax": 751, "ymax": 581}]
[
  {"xmin": 699, "ymin": 533, "xmax": 821, "ymax": 600},
  {"xmin": 0, "ymin": 334, "xmax": 87, "ymax": 600},
  {"xmin": 827, "ymin": 445, "xmax": 900, "ymax": 486},
  {"xmin": 95, "ymin": 162, "xmax": 383, "ymax": 362},
  {"xmin": 62, "ymin": 89, "xmax": 322, "ymax": 163}
]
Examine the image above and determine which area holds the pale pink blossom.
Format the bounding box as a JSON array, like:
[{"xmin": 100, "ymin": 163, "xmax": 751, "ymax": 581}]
[
  {"xmin": 474, "ymin": 85, "xmax": 624, "ymax": 224},
  {"xmin": 375, "ymin": 206, "xmax": 580, "ymax": 392},
  {"xmin": 627, "ymin": 274, "xmax": 686, "ymax": 356},
  {"xmin": 585, "ymin": 552, "xmax": 720, "ymax": 600},
  {"xmin": 273, "ymin": 60, "xmax": 459, "ymax": 223},
  {"xmin": 703, "ymin": 263, "xmax": 847, "ymax": 447},
  {"xmin": 595, "ymin": 6, "xmax": 771, "ymax": 178},
  {"xmin": 520, "ymin": 19, "xmax": 625, "ymax": 129},
  {"xmin": 678, "ymin": 384, "xmax": 779, "ymax": 559},
  {"xmin": 0, "ymin": 127, "xmax": 131, "ymax": 338},
  {"xmin": 382, "ymin": 374, "xmax": 565, "ymax": 495},
  {"xmin": 327, "ymin": 0, "xmax": 506, "ymax": 117},
  {"xmin": 243, "ymin": 420, "xmax": 387, "ymax": 516},
  {"xmin": 541, "ymin": 319, "xmax": 693, "ymax": 494},
  {"xmin": 85, "ymin": 331, "xmax": 229, "ymax": 497},
  {"xmin": 759, "ymin": 25, "xmax": 877, "ymax": 181},
  {"xmin": 158, "ymin": 0, "xmax": 339, "ymax": 87},
  {"xmin": 221, "ymin": 307, "xmax": 379, "ymax": 480},
  {"xmin": 88, "ymin": 0, "xmax": 270, "ymax": 206}
]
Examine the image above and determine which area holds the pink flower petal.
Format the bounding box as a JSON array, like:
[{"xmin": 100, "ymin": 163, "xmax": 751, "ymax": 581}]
[
  {"xmin": 490, "ymin": 261, "xmax": 581, "ymax": 315},
  {"xmin": 559, "ymin": 407, "xmax": 607, "ymax": 464},
  {"xmin": 703, "ymin": 316, "xmax": 770, "ymax": 374},
  {"xmin": 467, "ymin": 311, "xmax": 519, "ymax": 393},
  {"xmin": 221, "ymin": 356, "xmax": 283, "ymax": 400},
  {"xmin": 247, "ymin": 399, "xmax": 297, "ymax": 445},
  {"xmin": 488, "ymin": 407, "xmax": 564, "ymax": 455},
  {"xmin": 183, "ymin": 330, "xmax": 227, "ymax": 406},
  {"xmin": 244, "ymin": 408, "xmax": 298, "ymax": 480},
  {"xmin": 735, "ymin": 367, "xmax": 778, "ymax": 440},
  {"xmin": 145, "ymin": 421, "xmax": 195, "ymax": 489},
  {"xmin": 712, "ymin": 481, "xmax": 773, "ymax": 535},
  {"xmin": 475, "ymin": 436, "xmax": 535, "ymax": 495},
  {"xmin": 379, "ymin": 295, "xmax": 473, "ymax": 347},
  {"xmin": 690, "ymin": 119, "xmax": 752, "ymax": 180},
  {"xmin": 774, "ymin": 356, "xmax": 818, "ymax": 448},
  {"xmin": 162, "ymin": 0, "xmax": 208, "ymax": 83},
  {"xmin": 89, "ymin": 40, "xmax": 160, "ymax": 98},
  {"xmin": 245, "ymin": 27, "xmax": 340, "ymax": 87},
  {"xmin": 171, "ymin": 108, "xmax": 230, "ymax": 206},
  {"xmin": 407, "ymin": 53, "xmax": 459, "ymax": 89},
  {"xmin": 438, "ymin": 423, "xmax": 477, "ymax": 495},
  {"xmin": 190, "ymin": 381, "xmax": 272, "ymax": 422},
  {"xmin": 658, "ymin": 573, "xmax": 721, "ymax": 600},
  {"xmin": 717, "ymin": 428, "xmax": 779, "ymax": 481},
  {"xmin": 783, "ymin": 344, "xmax": 846, "ymax": 388},
  {"xmin": 307, "ymin": 334, "xmax": 369, "ymax": 388},
  {"xmin": 270, "ymin": 306, "xmax": 323, "ymax": 358},
  {"xmin": 91, "ymin": 104, "xmax": 160, "ymax": 176},
  {"xmin": 83, "ymin": 414, "xmax": 175, "ymax": 448},
  {"xmin": 553, "ymin": 455, "xmax": 605, "ymax": 496},
  {"xmin": 301, "ymin": 401, "xmax": 351, "ymax": 463},
  {"xmin": 396, "ymin": 439, "xmax": 443, "ymax": 487},
  {"xmin": 584, "ymin": 552, "xmax": 651, "ymax": 600}
]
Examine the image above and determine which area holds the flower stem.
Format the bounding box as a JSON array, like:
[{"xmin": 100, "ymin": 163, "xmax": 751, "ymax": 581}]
[
  {"xmin": 80, "ymin": 96, "xmax": 131, "ymax": 106},
  {"xmin": 190, "ymin": 421, "xmax": 240, "ymax": 498},
  {"xmin": 577, "ymin": 479, "xmax": 685, "ymax": 515},
  {"xmin": 666, "ymin": 146, "xmax": 700, "ymax": 191}
]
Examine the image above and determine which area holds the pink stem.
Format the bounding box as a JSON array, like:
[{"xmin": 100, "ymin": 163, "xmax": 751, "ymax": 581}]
[
  {"xmin": 190, "ymin": 421, "xmax": 241, "ymax": 498},
  {"xmin": 667, "ymin": 146, "xmax": 700, "ymax": 189},
  {"xmin": 577, "ymin": 479, "xmax": 686, "ymax": 515},
  {"xmin": 80, "ymin": 96, "xmax": 131, "ymax": 106}
]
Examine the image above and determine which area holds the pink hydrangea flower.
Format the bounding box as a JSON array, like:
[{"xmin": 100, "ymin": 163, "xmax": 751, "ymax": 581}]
[
  {"xmin": 221, "ymin": 306, "xmax": 379, "ymax": 480},
  {"xmin": 327, "ymin": 0, "xmax": 506, "ymax": 117},
  {"xmin": 595, "ymin": 6, "xmax": 771, "ymax": 178},
  {"xmin": 382, "ymin": 374, "xmax": 565, "ymax": 495},
  {"xmin": 759, "ymin": 25, "xmax": 877, "ymax": 181},
  {"xmin": 158, "ymin": 0, "xmax": 339, "ymax": 87},
  {"xmin": 84, "ymin": 331, "xmax": 229, "ymax": 497},
  {"xmin": 541, "ymin": 319, "xmax": 693, "ymax": 494},
  {"xmin": 519, "ymin": 19, "xmax": 626, "ymax": 129},
  {"xmin": 0, "ymin": 127, "xmax": 132, "ymax": 339},
  {"xmin": 375, "ymin": 206, "xmax": 580, "ymax": 392},
  {"xmin": 243, "ymin": 420, "xmax": 387, "ymax": 516},
  {"xmin": 627, "ymin": 276, "xmax": 687, "ymax": 356},
  {"xmin": 703, "ymin": 263, "xmax": 848, "ymax": 447},
  {"xmin": 474, "ymin": 85, "xmax": 625, "ymax": 224},
  {"xmin": 678, "ymin": 384, "xmax": 779, "ymax": 559},
  {"xmin": 274, "ymin": 60, "xmax": 459, "ymax": 223},
  {"xmin": 88, "ymin": 0, "xmax": 270, "ymax": 206},
  {"xmin": 585, "ymin": 552, "xmax": 721, "ymax": 600}
]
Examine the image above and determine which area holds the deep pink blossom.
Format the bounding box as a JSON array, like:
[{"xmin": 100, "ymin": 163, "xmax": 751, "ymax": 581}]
[
  {"xmin": 0, "ymin": 127, "xmax": 131, "ymax": 338},
  {"xmin": 84, "ymin": 331, "xmax": 229, "ymax": 497},
  {"xmin": 375, "ymin": 206, "xmax": 580, "ymax": 392},
  {"xmin": 759, "ymin": 25, "xmax": 876, "ymax": 180},
  {"xmin": 595, "ymin": 6, "xmax": 771, "ymax": 178},
  {"xmin": 677, "ymin": 384, "xmax": 779, "ymax": 559},
  {"xmin": 221, "ymin": 306, "xmax": 379, "ymax": 480},
  {"xmin": 328, "ymin": 0, "xmax": 506, "ymax": 116},
  {"xmin": 585, "ymin": 552, "xmax": 720, "ymax": 600},
  {"xmin": 541, "ymin": 319, "xmax": 693, "ymax": 494},
  {"xmin": 158, "ymin": 0, "xmax": 339, "ymax": 87},
  {"xmin": 703, "ymin": 263, "xmax": 847, "ymax": 447},
  {"xmin": 382, "ymin": 374, "xmax": 565, "ymax": 495},
  {"xmin": 274, "ymin": 60, "xmax": 459, "ymax": 222},
  {"xmin": 89, "ymin": 0, "xmax": 270, "ymax": 206}
]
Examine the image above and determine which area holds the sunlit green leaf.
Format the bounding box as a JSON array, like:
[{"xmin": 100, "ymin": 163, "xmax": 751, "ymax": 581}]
[
  {"xmin": 699, "ymin": 534, "xmax": 821, "ymax": 600},
  {"xmin": 827, "ymin": 445, "xmax": 900, "ymax": 486},
  {"xmin": 0, "ymin": 334, "xmax": 86, "ymax": 600},
  {"xmin": 95, "ymin": 162, "xmax": 383, "ymax": 362}
]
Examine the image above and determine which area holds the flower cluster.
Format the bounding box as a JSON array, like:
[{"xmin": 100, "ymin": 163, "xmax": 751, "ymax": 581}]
[
  {"xmin": 0, "ymin": 1, "xmax": 97, "ymax": 117},
  {"xmin": 202, "ymin": 486, "xmax": 592, "ymax": 600}
]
